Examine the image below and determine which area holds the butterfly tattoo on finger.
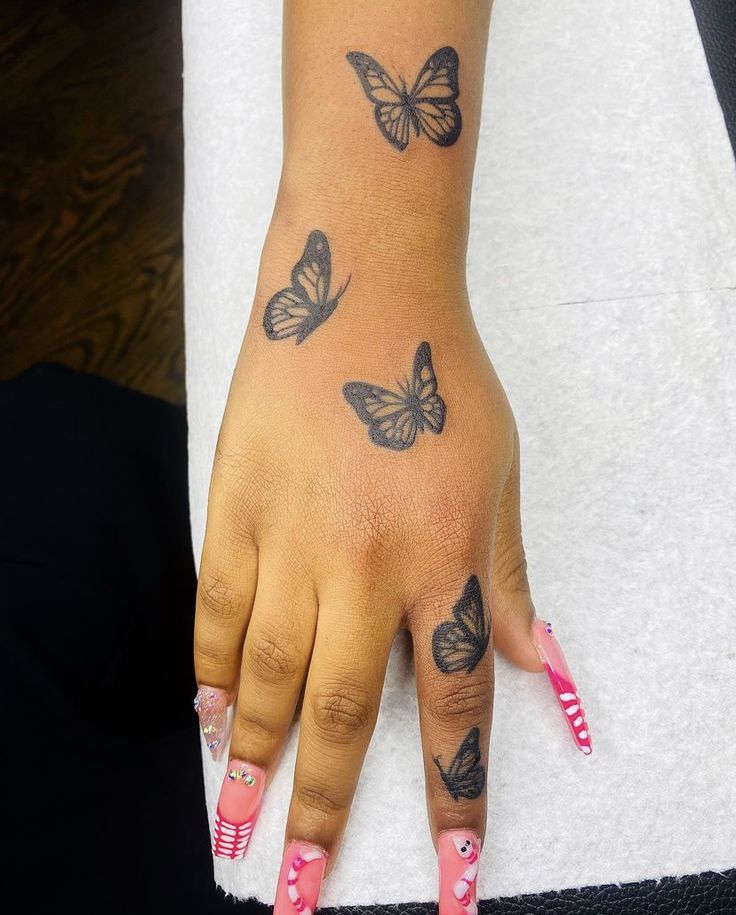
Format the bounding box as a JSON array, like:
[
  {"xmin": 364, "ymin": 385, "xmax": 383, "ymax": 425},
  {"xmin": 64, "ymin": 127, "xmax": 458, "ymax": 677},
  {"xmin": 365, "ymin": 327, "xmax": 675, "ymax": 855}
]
[
  {"xmin": 434, "ymin": 727, "xmax": 486, "ymax": 801},
  {"xmin": 263, "ymin": 230, "xmax": 351, "ymax": 344},
  {"xmin": 346, "ymin": 46, "xmax": 462, "ymax": 151},
  {"xmin": 343, "ymin": 342, "xmax": 446, "ymax": 451},
  {"xmin": 432, "ymin": 575, "xmax": 490, "ymax": 675}
]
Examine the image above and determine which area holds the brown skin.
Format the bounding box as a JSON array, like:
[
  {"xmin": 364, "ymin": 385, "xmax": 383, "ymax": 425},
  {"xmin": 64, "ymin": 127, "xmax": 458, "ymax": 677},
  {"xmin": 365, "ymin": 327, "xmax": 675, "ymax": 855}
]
[{"xmin": 193, "ymin": 0, "xmax": 543, "ymax": 874}]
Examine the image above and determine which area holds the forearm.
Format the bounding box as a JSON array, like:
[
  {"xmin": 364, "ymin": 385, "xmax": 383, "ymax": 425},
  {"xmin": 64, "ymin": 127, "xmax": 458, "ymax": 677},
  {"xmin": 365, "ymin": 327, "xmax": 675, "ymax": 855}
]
[{"xmin": 262, "ymin": 0, "xmax": 493, "ymax": 305}]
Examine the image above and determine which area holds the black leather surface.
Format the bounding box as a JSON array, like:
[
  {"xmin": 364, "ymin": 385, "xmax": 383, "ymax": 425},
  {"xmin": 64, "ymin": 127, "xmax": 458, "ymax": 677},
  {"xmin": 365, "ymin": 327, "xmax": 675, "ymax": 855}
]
[
  {"xmin": 232, "ymin": 869, "xmax": 736, "ymax": 915},
  {"xmin": 692, "ymin": 0, "xmax": 736, "ymax": 157},
  {"xmin": 326, "ymin": 869, "xmax": 736, "ymax": 915}
]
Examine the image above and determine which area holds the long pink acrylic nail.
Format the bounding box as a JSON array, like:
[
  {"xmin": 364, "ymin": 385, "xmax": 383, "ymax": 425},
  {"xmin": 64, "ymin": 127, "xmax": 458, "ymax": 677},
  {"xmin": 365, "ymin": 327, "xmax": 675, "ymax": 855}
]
[
  {"xmin": 273, "ymin": 840, "xmax": 327, "ymax": 915},
  {"xmin": 194, "ymin": 685, "xmax": 229, "ymax": 760},
  {"xmin": 438, "ymin": 831, "xmax": 481, "ymax": 915},
  {"xmin": 212, "ymin": 760, "xmax": 266, "ymax": 859},
  {"xmin": 532, "ymin": 618, "xmax": 592, "ymax": 755}
]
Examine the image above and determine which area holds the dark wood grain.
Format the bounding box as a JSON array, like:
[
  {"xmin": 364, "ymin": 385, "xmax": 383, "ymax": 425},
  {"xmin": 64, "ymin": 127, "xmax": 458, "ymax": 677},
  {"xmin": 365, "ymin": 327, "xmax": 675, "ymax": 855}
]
[{"xmin": 0, "ymin": 0, "xmax": 184, "ymax": 403}]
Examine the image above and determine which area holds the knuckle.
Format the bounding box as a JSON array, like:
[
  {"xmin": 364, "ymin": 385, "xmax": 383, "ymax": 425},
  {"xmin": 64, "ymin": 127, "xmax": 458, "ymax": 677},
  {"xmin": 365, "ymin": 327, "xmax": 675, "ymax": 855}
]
[
  {"xmin": 341, "ymin": 482, "xmax": 406, "ymax": 568},
  {"xmin": 428, "ymin": 675, "xmax": 493, "ymax": 723},
  {"xmin": 197, "ymin": 567, "xmax": 242, "ymax": 622},
  {"xmin": 193, "ymin": 629, "xmax": 235, "ymax": 673},
  {"xmin": 294, "ymin": 783, "xmax": 346, "ymax": 819},
  {"xmin": 234, "ymin": 705, "xmax": 280, "ymax": 744},
  {"xmin": 246, "ymin": 630, "xmax": 299, "ymax": 684},
  {"xmin": 310, "ymin": 681, "xmax": 376, "ymax": 742}
]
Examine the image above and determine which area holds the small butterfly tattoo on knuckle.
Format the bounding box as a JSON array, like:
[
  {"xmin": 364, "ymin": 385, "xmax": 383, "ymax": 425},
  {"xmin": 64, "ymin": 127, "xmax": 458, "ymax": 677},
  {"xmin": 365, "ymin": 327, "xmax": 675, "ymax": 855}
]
[
  {"xmin": 433, "ymin": 726, "xmax": 486, "ymax": 801},
  {"xmin": 343, "ymin": 341, "xmax": 446, "ymax": 451},
  {"xmin": 263, "ymin": 229, "xmax": 351, "ymax": 344},
  {"xmin": 346, "ymin": 46, "xmax": 462, "ymax": 151},
  {"xmin": 432, "ymin": 575, "xmax": 490, "ymax": 675}
]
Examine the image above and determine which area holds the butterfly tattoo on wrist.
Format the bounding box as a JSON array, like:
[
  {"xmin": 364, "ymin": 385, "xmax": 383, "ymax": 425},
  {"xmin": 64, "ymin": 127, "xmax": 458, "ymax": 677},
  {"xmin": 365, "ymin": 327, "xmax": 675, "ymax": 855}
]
[
  {"xmin": 434, "ymin": 727, "xmax": 486, "ymax": 801},
  {"xmin": 263, "ymin": 230, "xmax": 351, "ymax": 344},
  {"xmin": 346, "ymin": 46, "xmax": 462, "ymax": 151},
  {"xmin": 343, "ymin": 342, "xmax": 446, "ymax": 451},
  {"xmin": 432, "ymin": 575, "xmax": 490, "ymax": 675}
]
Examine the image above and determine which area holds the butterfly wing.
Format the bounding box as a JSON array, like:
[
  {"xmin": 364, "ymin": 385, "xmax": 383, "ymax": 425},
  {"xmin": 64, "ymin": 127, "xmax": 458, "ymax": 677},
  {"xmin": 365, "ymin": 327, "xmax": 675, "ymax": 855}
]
[
  {"xmin": 434, "ymin": 727, "xmax": 486, "ymax": 801},
  {"xmin": 452, "ymin": 575, "xmax": 489, "ymax": 651},
  {"xmin": 432, "ymin": 576, "xmax": 489, "ymax": 673},
  {"xmin": 343, "ymin": 382, "xmax": 419, "ymax": 451},
  {"xmin": 263, "ymin": 288, "xmax": 314, "ymax": 342},
  {"xmin": 346, "ymin": 51, "xmax": 412, "ymax": 151},
  {"xmin": 411, "ymin": 341, "xmax": 446, "ymax": 434},
  {"xmin": 409, "ymin": 46, "xmax": 462, "ymax": 147},
  {"xmin": 432, "ymin": 620, "xmax": 484, "ymax": 674},
  {"xmin": 291, "ymin": 230, "xmax": 332, "ymax": 310}
]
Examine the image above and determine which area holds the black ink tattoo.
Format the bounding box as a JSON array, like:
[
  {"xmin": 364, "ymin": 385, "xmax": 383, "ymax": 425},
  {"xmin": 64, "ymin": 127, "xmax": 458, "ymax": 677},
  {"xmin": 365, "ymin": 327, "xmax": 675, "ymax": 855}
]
[
  {"xmin": 346, "ymin": 47, "xmax": 462, "ymax": 151},
  {"xmin": 343, "ymin": 342, "xmax": 446, "ymax": 451},
  {"xmin": 263, "ymin": 230, "xmax": 350, "ymax": 344},
  {"xmin": 432, "ymin": 575, "xmax": 490, "ymax": 675},
  {"xmin": 433, "ymin": 727, "xmax": 486, "ymax": 801}
]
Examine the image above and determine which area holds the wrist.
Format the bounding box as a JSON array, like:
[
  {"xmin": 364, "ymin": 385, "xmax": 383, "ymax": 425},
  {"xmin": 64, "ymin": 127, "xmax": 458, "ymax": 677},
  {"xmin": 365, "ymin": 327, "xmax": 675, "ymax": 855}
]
[{"xmin": 265, "ymin": 171, "xmax": 470, "ymax": 306}]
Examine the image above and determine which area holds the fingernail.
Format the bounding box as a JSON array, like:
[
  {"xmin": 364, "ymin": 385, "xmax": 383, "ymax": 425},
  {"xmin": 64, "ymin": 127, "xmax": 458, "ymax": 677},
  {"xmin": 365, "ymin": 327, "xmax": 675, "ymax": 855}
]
[
  {"xmin": 532, "ymin": 619, "xmax": 592, "ymax": 755},
  {"xmin": 212, "ymin": 760, "xmax": 266, "ymax": 859},
  {"xmin": 193, "ymin": 685, "xmax": 229, "ymax": 760},
  {"xmin": 438, "ymin": 831, "xmax": 481, "ymax": 915},
  {"xmin": 273, "ymin": 840, "xmax": 327, "ymax": 915}
]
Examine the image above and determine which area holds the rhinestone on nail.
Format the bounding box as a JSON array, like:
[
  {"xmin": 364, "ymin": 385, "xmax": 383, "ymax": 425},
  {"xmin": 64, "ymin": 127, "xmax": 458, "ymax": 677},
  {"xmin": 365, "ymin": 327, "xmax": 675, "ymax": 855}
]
[{"xmin": 227, "ymin": 767, "xmax": 257, "ymax": 786}]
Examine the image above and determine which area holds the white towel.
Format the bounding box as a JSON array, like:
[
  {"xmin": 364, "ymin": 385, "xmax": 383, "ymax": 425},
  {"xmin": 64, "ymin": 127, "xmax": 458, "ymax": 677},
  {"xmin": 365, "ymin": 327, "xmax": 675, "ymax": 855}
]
[{"xmin": 183, "ymin": 0, "xmax": 736, "ymax": 904}]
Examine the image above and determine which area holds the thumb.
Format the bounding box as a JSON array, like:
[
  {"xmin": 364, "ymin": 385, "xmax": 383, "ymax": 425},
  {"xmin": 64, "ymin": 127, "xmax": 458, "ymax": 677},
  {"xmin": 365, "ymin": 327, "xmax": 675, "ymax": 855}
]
[{"xmin": 491, "ymin": 426, "xmax": 543, "ymax": 673}]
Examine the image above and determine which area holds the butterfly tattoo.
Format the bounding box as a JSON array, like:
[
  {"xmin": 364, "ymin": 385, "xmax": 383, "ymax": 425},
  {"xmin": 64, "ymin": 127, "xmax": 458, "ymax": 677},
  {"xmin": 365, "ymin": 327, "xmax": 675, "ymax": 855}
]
[
  {"xmin": 343, "ymin": 342, "xmax": 446, "ymax": 451},
  {"xmin": 432, "ymin": 575, "xmax": 490, "ymax": 675},
  {"xmin": 263, "ymin": 230, "xmax": 351, "ymax": 344},
  {"xmin": 346, "ymin": 46, "xmax": 462, "ymax": 151},
  {"xmin": 433, "ymin": 727, "xmax": 486, "ymax": 801}
]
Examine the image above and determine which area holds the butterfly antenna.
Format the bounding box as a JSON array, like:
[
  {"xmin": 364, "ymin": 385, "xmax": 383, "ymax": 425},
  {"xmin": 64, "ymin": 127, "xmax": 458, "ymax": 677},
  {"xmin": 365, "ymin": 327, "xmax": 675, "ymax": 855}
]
[{"xmin": 334, "ymin": 273, "xmax": 352, "ymax": 301}]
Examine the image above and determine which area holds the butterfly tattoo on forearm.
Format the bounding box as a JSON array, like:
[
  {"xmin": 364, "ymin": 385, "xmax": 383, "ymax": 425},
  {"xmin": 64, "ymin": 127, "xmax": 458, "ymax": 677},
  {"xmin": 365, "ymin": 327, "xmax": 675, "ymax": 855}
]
[
  {"xmin": 263, "ymin": 230, "xmax": 351, "ymax": 344},
  {"xmin": 346, "ymin": 46, "xmax": 462, "ymax": 151},
  {"xmin": 432, "ymin": 575, "xmax": 490, "ymax": 675},
  {"xmin": 343, "ymin": 342, "xmax": 446, "ymax": 451},
  {"xmin": 434, "ymin": 727, "xmax": 486, "ymax": 801}
]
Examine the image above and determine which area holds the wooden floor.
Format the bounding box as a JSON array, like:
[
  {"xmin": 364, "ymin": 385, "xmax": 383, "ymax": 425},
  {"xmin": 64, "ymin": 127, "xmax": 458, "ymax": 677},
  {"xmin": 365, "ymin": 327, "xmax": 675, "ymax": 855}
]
[{"xmin": 0, "ymin": 0, "xmax": 184, "ymax": 403}]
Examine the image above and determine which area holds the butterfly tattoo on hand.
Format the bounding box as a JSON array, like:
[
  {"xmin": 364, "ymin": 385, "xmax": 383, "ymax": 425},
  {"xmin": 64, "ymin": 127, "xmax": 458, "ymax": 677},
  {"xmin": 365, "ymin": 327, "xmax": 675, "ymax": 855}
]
[
  {"xmin": 432, "ymin": 575, "xmax": 490, "ymax": 675},
  {"xmin": 434, "ymin": 727, "xmax": 486, "ymax": 801},
  {"xmin": 343, "ymin": 342, "xmax": 446, "ymax": 451},
  {"xmin": 263, "ymin": 230, "xmax": 351, "ymax": 344},
  {"xmin": 346, "ymin": 46, "xmax": 462, "ymax": 151}
]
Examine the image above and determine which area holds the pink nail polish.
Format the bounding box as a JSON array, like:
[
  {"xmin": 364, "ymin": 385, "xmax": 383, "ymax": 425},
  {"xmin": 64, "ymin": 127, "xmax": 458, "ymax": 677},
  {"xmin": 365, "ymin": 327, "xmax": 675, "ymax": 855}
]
[
  {"xmin": 273, "ymin": 840, "xmax": 327, "ymax": 915},
  {"xmin": 532, "ymin": 619, "xmax": 592, "ymax": 755},
  {"xmin": 438, "ymin": 831, "xmax": 481, "ymax": 915},
  {"xmin": 193, "ymin": 685, "xmax": 229, "ymax": 760},
  {"xmin": 212, "ymin": 760, "xmax": 266, "ymax": 859}
]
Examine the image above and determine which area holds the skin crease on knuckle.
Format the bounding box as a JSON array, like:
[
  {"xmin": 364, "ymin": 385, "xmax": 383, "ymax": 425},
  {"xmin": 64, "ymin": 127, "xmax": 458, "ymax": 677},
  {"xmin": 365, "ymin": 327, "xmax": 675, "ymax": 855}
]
[
  {"xmin": 197, "ymin": 566, "xmax": 244, "ymax": 624},
  {"xmin": 308, "ymin": 679, "xmax": 378, "ymax": 744},
  {"xmin": 193, "ymin": 628, "xmax": 237, "ymax": 682},
  {"xmin": 294, "ymin": 782, "xmax": 348, "ymax": 822},
  {"xmin": 246, "ymin": 628, "xmax": 301, "ymax": 685},
  {"xmin": 426, "ymin": 673, "xmax": 494, "ymax": 725},
  {"xmin": 234, "ymin": 703, "xmax": 282, "ymax": 748}
]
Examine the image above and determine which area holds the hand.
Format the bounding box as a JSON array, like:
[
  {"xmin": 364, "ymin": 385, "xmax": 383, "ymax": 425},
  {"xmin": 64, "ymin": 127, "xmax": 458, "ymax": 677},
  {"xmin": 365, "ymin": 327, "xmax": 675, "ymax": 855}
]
[{"xmin": 192, "ymin": 211, "xmax": 546, "ymax": 903}]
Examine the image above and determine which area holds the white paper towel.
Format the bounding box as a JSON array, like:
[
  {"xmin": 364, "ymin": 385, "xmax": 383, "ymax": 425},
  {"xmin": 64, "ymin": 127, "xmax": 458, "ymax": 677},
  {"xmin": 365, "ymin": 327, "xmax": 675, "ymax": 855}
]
[{"xmin": 183, "ymin": 0, "xmax": 736, "ymax": 904}]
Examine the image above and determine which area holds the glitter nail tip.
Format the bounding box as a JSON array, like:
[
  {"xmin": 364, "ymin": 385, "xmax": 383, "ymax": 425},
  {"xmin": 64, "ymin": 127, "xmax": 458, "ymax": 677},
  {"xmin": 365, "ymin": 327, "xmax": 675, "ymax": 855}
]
[
  {"xmin": 212, "ymin": 760, "xmax": 266, "ymax": 860},
  {"xmin": 194, "ymin": 685, "xmax": 229, "ymax": 761}
]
